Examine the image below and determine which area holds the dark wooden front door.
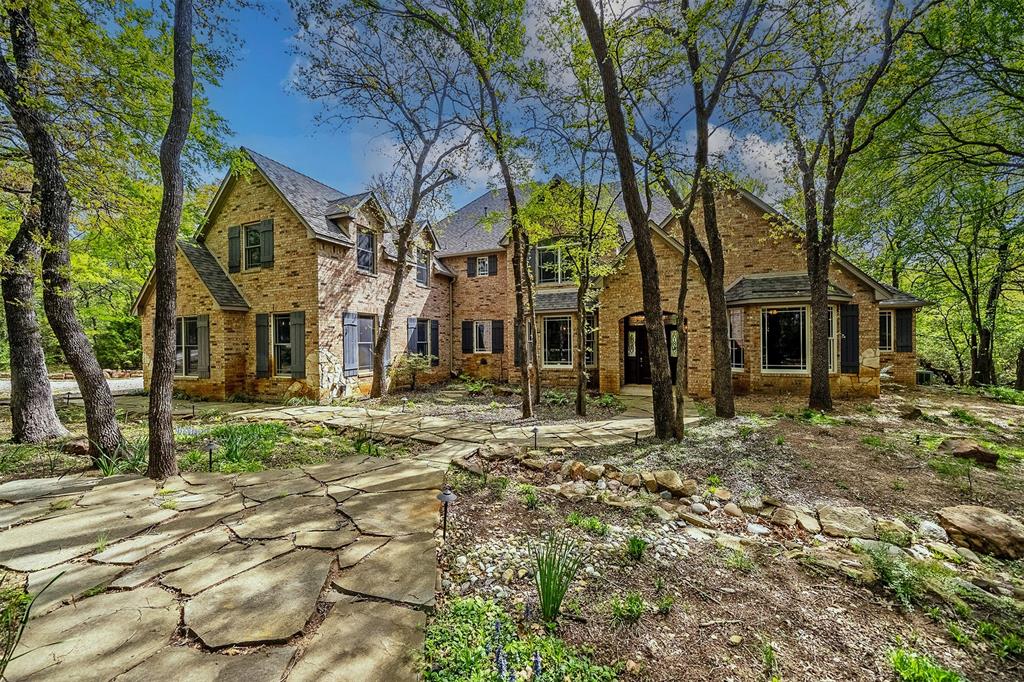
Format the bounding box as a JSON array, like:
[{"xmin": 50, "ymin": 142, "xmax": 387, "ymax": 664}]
[{"xmin": 624, "ymin": 321, "xmax": 678, "ymax": 385}]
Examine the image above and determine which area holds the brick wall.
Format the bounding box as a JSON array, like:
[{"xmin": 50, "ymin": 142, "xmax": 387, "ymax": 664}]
[
  {"xmin": 442, "ymin": 250, "xmax": 515, "ymax": 382},
  {"xmin": 880, "ymin": 307, "xmax": 918, "ymax": 386},
  {"xmin": 318, "ymin": 214, "xmax": 452, "ymax": 397}
]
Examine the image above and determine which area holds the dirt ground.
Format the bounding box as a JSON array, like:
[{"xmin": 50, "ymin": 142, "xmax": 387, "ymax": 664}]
[{"xmin": 438, "ymin": 383, "xmax": 1024, "ymax": 681}]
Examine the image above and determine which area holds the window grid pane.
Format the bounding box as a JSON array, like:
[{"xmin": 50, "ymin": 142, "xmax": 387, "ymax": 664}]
[
  {"xmin": 245, "ymin": 226, "xmax": 262, "ymax": 269},
  {"xmin": 761, "ymin": 307, "xmax": 806, "ymax": 371},
  {"xmin": 416, "ymin": 249, "xmax": 429, "ymax": 285},
  {"xmin": 357, "ymin": 231, "xmax": 375, "ymax": 272},
  {"xmin": 274, "ymin": 315, "xmax": 292, "ymax": 375},
  {"xmin": 357, "ymin": 315, "xmax": 375, "ymax": 370},
  {"xmin": 729, "ymin": 309, "xmax": 744, "ymax": 369},
  {"xmin": 543, "ymin": 317, "xmax": 571, "ymax": 365},
  {"xmin": 416, "ymin": 320, "xmax": 430, "ymax": 356}
]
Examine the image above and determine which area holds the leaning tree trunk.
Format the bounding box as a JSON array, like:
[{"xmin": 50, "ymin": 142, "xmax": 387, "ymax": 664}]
[
  {"xmin": 672, "ymin": 217, "xmax": 692, "ymax": 438},
  {"xmin": 1015, "ymin": 347, "xmax": 1024, "ymax": 391},
  {"xmin": 148, "ymin": 0, "xmax": 194, "ymax": 479},
  {"xmin": 0, "ymin": 6, "xmax": 122, "ymax": 459},
  {"xmin": 2, "ymin": 195, "xmax": 67, "ymax": 443},
  {"xmin": 807, "ymin": 249, "xmax": 833, "ymax": 411},
  {"xmin": 371, "ymin": 213, "xmax": 418, "ymax": 398},
  {"xmin": 575, "ymin": 280, "xmax": 588, "ymax": 417}
]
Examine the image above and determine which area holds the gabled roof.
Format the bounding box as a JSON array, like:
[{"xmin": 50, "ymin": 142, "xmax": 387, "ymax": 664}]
[
  {"xmin": 725, "ymin": 273, "xmax": 852, "ymax": 305},
  {"xmin": 131, "ymin": 240, "xmax": 249, "ymax": 315},
  {"xmin": 435, "ymin": 182, "xmax": 673, "ymax": 258}
]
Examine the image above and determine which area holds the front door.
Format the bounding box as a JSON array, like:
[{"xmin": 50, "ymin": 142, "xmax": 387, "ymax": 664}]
[{"xmin": 624, "ymin": 318, "xmax": 679, "ymax": 385}]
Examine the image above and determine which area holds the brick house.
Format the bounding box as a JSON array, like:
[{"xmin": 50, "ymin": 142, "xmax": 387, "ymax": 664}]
[{"xmin": 135, "ymin": 149, "xmax": 923, "ymax": 401}]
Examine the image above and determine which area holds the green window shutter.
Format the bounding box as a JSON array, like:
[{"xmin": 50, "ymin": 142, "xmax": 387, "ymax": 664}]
[
  {"xmin": 491, "ymin": 319, "xmax": 504, "ymax": 353},
  {"xmin": 430, "ymin": 319, "xmax": 439, "ymax": 366},
  {"xmin": 228, "ymin": 226, "xmax": 241, "ymax": 273},
  {"xmin": 289, "ymin": 311, "xmax": 305, "ymax": 378},
  {"xmin": 196, "ymin": 315, "xmax": 210, "ymax": 378},
  {"xmin": 260, "ymin": 219, "xmax": 274, "ymax": 268},
  {"xmin": 255, "ymin": 314, "xmax": 270, "ymax": 378}
]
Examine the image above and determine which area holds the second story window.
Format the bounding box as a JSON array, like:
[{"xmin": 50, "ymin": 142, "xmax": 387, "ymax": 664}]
[
  {"xmin": 245, "ymin": 226, "xmax": 262, "ymax": 269},
  {"xmin": 357, "ymin": 229, "xmax": 376, "ymax": 273},
  {"xmin": 476, "ymin": 255, "xmax": 489, "ymax": 276},
  {"xmin": 416, "ymin": 248, "xmax": 429, "ymax": 285},
  {"xmin": 537, "ymin": 245, "xmax": 567, "ymax": 284}
]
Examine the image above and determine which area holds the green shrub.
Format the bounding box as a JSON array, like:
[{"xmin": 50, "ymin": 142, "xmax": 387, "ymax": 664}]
[
  {"xmin": 888, "ymin": 648, "xmax": 963, "ymax": 681},
  {"xmin": 610, "ymin": 592, "xmax": 644, "ymax": 626},
  {"xmin": 656, "ymin": 595, "xmax": 674, "ymax": 616},
  {"xmin": 456, "ymin": 374, "xmax": 492, "ymax": 395},
  {"xmin": 589, "ymin": 393, "xmax": 623, "ymax": 410},
  {"xmin": 390, "ymin": 352, "xmax": 435, "ymax": 391},
  {"xmin": 625, "ymin": 536, "xmax": 647, "ymax": 562},
  {"xmin": 566, "ymin": 511, "xmax": 608, "ymax": 535},
  {"xmin": 949, "ymin": 408, "xmax": 982, "ymax": 425},
  {"xmin": 532, "ymin": 533, "xmax": 585, "ymax": 626},
  {"xmin": 422, "ymin": 597, "xmax": 615, "ymax": 681},
  {"xmin": 542, "ymin": 390, "xmax": 570, "ymax": 406},
  {"xmin": 519, "ymin": 484, "xmax": 539, "ymax": 510},
  {"xmin": 865, "ymin": 547, "xmax": 923, "ymax": 609},
  {"xmin": 96, "ymin": 435, "xmax": 148, "ymax": 476},
  {"xmin": 982, "ymin": 386, "xmax": 1024, "ymax": 405},
  {"xmin": 182, "ymin": 422, "xmax": 289, "ymax": 473},
  {"xmin": 723, "ymin": 549, "xmax": 755, "ymax": 573}
]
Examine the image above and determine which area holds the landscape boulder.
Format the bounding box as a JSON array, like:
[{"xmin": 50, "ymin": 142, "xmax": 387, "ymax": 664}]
[
  {"xmin": 936, "ymin": 505, "xmax": 1024, "ymax": 560},
  {"xmin": 62, "ymin": 438, "xmax": 91, "ymax": 458},
  {"xmin": 653, "ymin": 470, "xmax": 694, "ymax": 497},
  {"xmin": 818, "ymin": 506, "xmax": 876, "ymax": 539},
  {"xmin": 640, "ymin": 472, "xmax": 658, "ymax": 493},
  {"xmin": 937, "ymin": 439, "xmax": 998, "ymax": 469},
  {"xmin": 583, "ymin": 464, "xmax": 605, "ymax": 482}
]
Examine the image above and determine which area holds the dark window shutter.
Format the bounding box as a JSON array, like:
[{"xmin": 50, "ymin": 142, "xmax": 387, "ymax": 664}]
[
  {"xmin": 255, "ymin": 314, "xmax": 269, "ymax": 378},
  {"xmin": 492, "ymin": 320, "xmax": 504, "ymax": 354},
  {"xmin": 514, "ymin": 319, "xmax": 522, "ymax": 366},
  {"xmin": 228, "ymin": 226, "xmax": 241, "ymax": 273},
  {"xmin": 260, "ymin": 219, "xmax": 274, "ymax": 268},
  {"xmin": 196, "ymin": 315, "xmax": 210, "ymax": 378},
  {"xmin": 487, "ymin": 254, "xmax": 498, "ymax": 276},
  {"xmin": 430, "ymin": 319, "xmax": 439, "ymax": 366},
  {"xmin": 290, "ymin": 311, "xmax": 305, "ymax": 378},
  {"xmin": 895, "ymin": 309, "xmax": 913, "ymax": 352},
  {"xmin": 407, "ymin": 317, "xmax": 418, "ymax": 354},
  {"xmin": 461, "ymin": 320, "xmax": 473, "ymax": 353},
  {"xmin": 840, "ymin": 304, "xmax": 859, "ymax": 374},
  {"xmin": 343, "ymin": 312, "xmax": 358, "ymax": 377},
  {"xmin": 466, "ymin": 257, "xmax": 476, "ymax": 277}
]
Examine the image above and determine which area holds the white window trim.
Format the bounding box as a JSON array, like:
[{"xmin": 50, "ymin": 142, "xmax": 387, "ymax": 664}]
[
  {"xmin": 760, "ymin": 305, "xmax": 809, "ymax": 375},
  {"xmin": 542, "ymin": 315, "xmax": 573, "ymax": 368},
  {"xmin": 356, "ymin": 229, "xmax": 376, "ymax": 274},
  {"xmin": 475, "ymin": 256, "xmax": 489, "ymax": 277},
  {"xmin": 175, "ymin": 316, "xmax": 200, "ymax": 377},
  {"xmin": 473, "ymin": 320, "xmax": 490, "ymax": 353},
  {"xmin": 415, "ymin": 248, "xmax": 430, "ymax": 286},
  {"xmin": 828, "ymin": 305, "xmax": 837, "ymax": 374},
  {"xmin": 879, "ymin": 309, "xmax": 894, "ymax": 352},
  {"xmin": 537, "ymin": 245, "xmax": 567, "ymax": 285},
  {"xmin": 584, "ymin": 314, "xmax": 597, "ymax": 368},
  {"xmin": 415, "ymin": 319, "xmax": 431, "ymax": 357},
  {"xmin": 243, "ymin": 224, "xmax": 262, "ymax": 270},
  {"xmin": 356, "ymin": 314, "xmax": 376, "ymax": 372}
]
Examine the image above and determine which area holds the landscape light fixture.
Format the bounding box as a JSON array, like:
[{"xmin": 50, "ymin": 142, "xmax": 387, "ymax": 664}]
[
  {"xmin": 437, "ymin": 485, "xmax": 457, "ymax": 542},
  {"xmin": 532, "ymin": 425, "xmax": 539, "ymax": 450},
  {"xmin": 65, "ymin": 392, "xmax": 71, "ymax": 406},
  {"xmin": 206, "ymin": 440, "xmax": 216, "ymax": 472},
  {"xmin": 402, "ymin": 397, "xmax": 409, "ymax": 413}
]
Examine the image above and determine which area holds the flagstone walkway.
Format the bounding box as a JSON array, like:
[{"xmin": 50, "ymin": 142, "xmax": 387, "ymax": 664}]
[{"xmin": 0, "ymin": 393, "xmax": 690, "ymax": 680}]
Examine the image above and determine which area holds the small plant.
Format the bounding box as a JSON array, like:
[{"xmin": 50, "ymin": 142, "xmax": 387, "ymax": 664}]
[
  {"xmin": 566, "ymin": 511, "xmax": 608, "ymax": 536},
  {"xmin": 456, "ymin": 374, "xmax": 492, "ymax": 395},
  {"xmin": 519, "ymin": 484, "xmax": 539, "ymax": 510},
  {"xmin": 862, "ymin": 435, "xmax": 885, "ymax": 448},
  {"xmin": 590, "ymin": 393, "xmax": 623, "ymax": 410},
  {"xmin": 864, "ymin": 547, "xmax": 922, "ymax": 609},
  {"xmin": 889, "ymin": 647, "xmax": 963, "ymax": 681},
  {"xmin": 891, "ymin": 478, "xmax": 906, "ymax": 492},
  {"xmin": 706, "ymin": 474, "xmax": 722, "ymax": 487},
  {"xmin": 949, "ymin": 408, "xmax": 982, "ymax": 426},
  {"xmin": 724, "ymin": 549, "xmax": 755, "ymax": 573},
  {"xmin": 610, "ymin": 592, "xmax": 644, "ymax": 626},
  {"xmin": 946, "ymin": 621, "xmax": 972, "ymax": 647},
  {"xmin": 95, "ymin": 532, "xmax": 109, "ymax": 554},
  {"xmin": 760, "ymin": 637, "xmax": 780, "ymax": 681},
  {"xmin": 625, "ymin": 536, "xmax": 647, "ymax": 562},
  {"xmin": 542, "ymin": 390, "xmax": 570, "ymax": 406},
  {"xmin": 160, "ymin": 499, "xmax": 177, "ymax": 510},
  {"xmin": 656, "ymin": 595, "xmax": 674, "ymax": 616},
  {"xmin": 738, "ymin": 424, "xmax": 755, "ymax": 438},
  {"xmin": 797, "ymin": 408, "xmax": 842, "ymax": 426},
  {"xmin": 1, "ymin": 572, "xmax": 60, "ymax": 677},
  {"xmin": 532, "ymin": 533, "xmax": 586, "ymax": 626}
]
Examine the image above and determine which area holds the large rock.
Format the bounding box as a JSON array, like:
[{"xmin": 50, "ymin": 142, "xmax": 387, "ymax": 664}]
[
  {"xmin": 185, "ymin": 549, "xmax": 332, "ymax": 647},
  {"xmin": 936, "ymin": 505, "xmax": 1024, "ymax": 560},
  {"xmin": 937, "ymin": 439, "xmax": 998, "ymax": 468},
  {"xmin": 288, "ymin": 599, "xmax": 425, "ymax": 681},
  {"xmin": 818, "ymin": 506, "xmax": 876, "ymax": 539},
  {"xmin": 653, "ymin": 470, "xmax": 694, "ymax": 497},
  {"xmin": 5, "ymin": 588, "xmax": 178, "ymax": 681},
  {"xmin": 114, "ymin": 646, "xmax": 295, "ymax": 682}
]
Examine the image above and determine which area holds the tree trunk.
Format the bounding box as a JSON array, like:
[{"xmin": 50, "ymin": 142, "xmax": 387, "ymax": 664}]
[
  {"xmin": 697, "ymin": 182, "xmax": 735, "ymax": 419},
  {"xmin": 505, "ymin": 188, "xmax": 533, "ymax": 418},
  {"xmin": 370, "ymin": 214, "xmax": 419, "ymax": 399},
  {"xmin": 576, "ymin": 0, "xmax": 674, "ymax": 438},
  {"xmin": 673, "ymin": 222, "xmax": 691, "ymax": 438},
  {"xmin": 972, "ymin": 327, "xmax": 997, "ymax": 386},
  {"xmin": 575, "ymin": 281, "xmax": 588, "ymax": 417},
  {"xmin": 523, "ymin": 233, "xmax": 542, "ymax": 405},
  {"xmin": 1015, "ymin": 347, "xmax": 1024, "ymax": 391},
  {"xmin": 807, "ymin": 247, "xmax": 832, "ymax": 411},
  {"xmin": 2, "ymin": 193, "xmax": 67, "ymax": 443},
  {"xmin": 0, "ymin": 6, "xmax": 122, "ymax": 459},
  {"xmin": 148, "ymin": 0, "xmax": 194, "ymax": 479}
]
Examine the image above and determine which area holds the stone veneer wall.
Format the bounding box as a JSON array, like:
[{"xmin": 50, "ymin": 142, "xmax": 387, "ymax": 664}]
[{"xmin": 317, "ymin": 216, "xmax": 452, "ymax": 398}]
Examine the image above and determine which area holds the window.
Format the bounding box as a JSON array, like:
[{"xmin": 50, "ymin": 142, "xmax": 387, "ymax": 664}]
[
  {"xmin": 729, "ymin": 309, "xmax": 744, "ymax": 370},
  {"xmin": 475, "ymin": 255, "xmax": 489, "ymax": 276},
  {"xmin": 175, "ymin": 317, "xmax": 199, "ymax": 376},
  {"xmin": 543, "ymin": 316, "xmax": 572, "ymax": 366},
  {"xmin": 473, "ymin": 320, "xmax": 490, "ymax": 353},
  {"xmin": 828, "ymin": 306, "xmax": 836, "ymax": 373},
  {"xmin": 357, "ymin": 229, "xmax": 376, "ymax": 273},
  {"xmin": 538, "ymin": 245, "xmax": 567, "ymax": 284},
  {"xmin": 585, "ymin": 314, "xmax": 597, "ymax": 367},
  {"xmin": 416, "ymin": 248, "xmax": 429, "ymax": 285},
  {"xmin": 416, "ymin": 318, "xmax": 430, "ymax": 356},
  {"xmin": 273, "ymin": 314, "xmax": 292, "ymax": 375},
  {"xmin": 761, "ymin": 306, "xmax": 807, "ymax": 372},
  {"xmin": 879, "ymin": 310, "xmax": 893, "ymax": 352},
  {"xmin": 244, "ymin": 225, "xmax": 262, "ymax": 269},
  {"xmin": 357, "ymin": 315, "xmax": 375, "ymax": 370}
]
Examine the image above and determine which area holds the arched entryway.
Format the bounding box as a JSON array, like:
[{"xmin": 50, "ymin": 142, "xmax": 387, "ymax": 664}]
[{"xmin": 622, "ymin": 312, "xmax": 679, "ymax": 385}]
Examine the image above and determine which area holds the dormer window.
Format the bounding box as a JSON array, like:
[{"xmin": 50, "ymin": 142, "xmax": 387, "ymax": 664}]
[
  {"xmin": 356, "ymin": 228, "xmax": 376, "ymax": 273},
  {"xmin": 416, "ymin": 247, "xmax": 429, "ymax": 285},
  {"xmin": 537, "ymin": 244, "xmax": 568, "ymax": 284}
]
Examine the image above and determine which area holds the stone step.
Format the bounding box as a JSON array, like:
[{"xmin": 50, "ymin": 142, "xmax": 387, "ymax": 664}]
[{"xmin": 434, "ymin": 397, "xmax": 457, "ymax": 405}]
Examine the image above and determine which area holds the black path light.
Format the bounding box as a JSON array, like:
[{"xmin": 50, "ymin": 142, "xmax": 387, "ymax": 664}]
[
  {"xmin": 532, "ymin": 425, "xmax": 539, "ymax": 450},
  {"xmin": 437, "ymin": 485, "xmax": 457, "ymax": 542},
  {"xmin": 206, "ymin": 439, "xmax": 217, "ymax": 472},
  {"xmin": 401, "ymin": 397, "xmax": 409, "ymax": 412}
]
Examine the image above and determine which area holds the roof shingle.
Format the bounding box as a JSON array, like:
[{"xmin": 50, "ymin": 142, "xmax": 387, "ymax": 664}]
[
  {"xmin": 725, "ymin": 274, "xmax": 852, "ymax": 305},
  {"xmin": 177, "ymin": 240, "xmax": 248, "ymax": 310}
]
